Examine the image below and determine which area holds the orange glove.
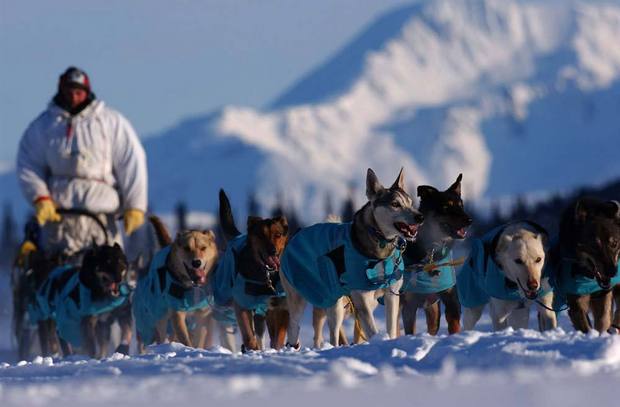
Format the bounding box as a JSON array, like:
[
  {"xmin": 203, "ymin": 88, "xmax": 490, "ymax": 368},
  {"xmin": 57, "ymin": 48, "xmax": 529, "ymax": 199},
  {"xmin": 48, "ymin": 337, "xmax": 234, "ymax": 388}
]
[{"xmin": 34, "ymin": 197, "xmax": 61, "ymax": 226}]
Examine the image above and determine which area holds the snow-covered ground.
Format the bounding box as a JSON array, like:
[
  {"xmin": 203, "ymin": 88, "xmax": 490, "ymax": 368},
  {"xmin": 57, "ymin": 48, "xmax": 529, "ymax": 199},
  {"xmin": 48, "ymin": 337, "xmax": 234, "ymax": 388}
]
[{"xmin": 1, "ymin": 269, "xmax": 619, "ymax": 407}]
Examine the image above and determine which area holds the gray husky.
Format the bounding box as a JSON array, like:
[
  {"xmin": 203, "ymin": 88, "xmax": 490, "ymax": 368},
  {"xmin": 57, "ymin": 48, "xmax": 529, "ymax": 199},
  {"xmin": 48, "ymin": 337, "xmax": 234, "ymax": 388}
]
[{"xmin": 280, "ymin": 168, "xmax": 424, "ymax": 348}]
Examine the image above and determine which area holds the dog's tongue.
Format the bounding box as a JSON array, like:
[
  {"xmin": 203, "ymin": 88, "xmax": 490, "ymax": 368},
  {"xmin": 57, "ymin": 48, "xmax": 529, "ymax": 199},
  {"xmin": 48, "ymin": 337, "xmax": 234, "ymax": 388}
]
[
  {"xmin": 266, "ymin": 256, "xmax": 280, "ymax": 270},
  {"xmin": 456, "ymin": 227, "xmax": 468, "ymax": 238}
]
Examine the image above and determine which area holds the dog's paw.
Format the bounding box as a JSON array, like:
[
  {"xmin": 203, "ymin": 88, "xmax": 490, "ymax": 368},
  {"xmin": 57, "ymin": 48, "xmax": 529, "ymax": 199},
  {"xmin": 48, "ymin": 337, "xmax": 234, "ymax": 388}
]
[
  {"xmin": 114, "ymin": 344, "xmax": 130, "ymax": 355},
  {"xmin": 285, "ymin": 342, "xmax": 301, "ymax": 351},
  {"xmin": 607, "ymin": 325, "xmax": 620, "ymax": 335}
]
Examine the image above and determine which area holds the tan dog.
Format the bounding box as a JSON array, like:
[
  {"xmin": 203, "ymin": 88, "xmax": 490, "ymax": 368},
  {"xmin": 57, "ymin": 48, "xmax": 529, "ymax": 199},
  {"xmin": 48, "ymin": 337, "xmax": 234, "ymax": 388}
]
[{"xmin": 135, "ymin": 217, "xmax": 226, "ymax": 352}]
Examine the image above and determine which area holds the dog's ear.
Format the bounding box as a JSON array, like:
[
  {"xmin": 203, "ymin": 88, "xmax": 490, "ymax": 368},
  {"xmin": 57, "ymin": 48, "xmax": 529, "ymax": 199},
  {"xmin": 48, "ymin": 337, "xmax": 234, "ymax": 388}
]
[
  {"xmin": 574, "ymin": 200, "xmax": 590, "ymax": 223},
  {"xmin": 417, "ymin": 185, "xmax": 438, "ymax": 200},
  {"xmin": 390, "ymin": 167, "xmax": 405, "ymax": 191},
  {"xmin": 247, "ymin": 216, "xmax": 263, "ymax": 230},
  {"xmin": 366, "ymin": 168, "xmax": 384, "ymax": 201},
  {"xmin": 113, "ymin": 242, "xmax": 122, "ymax": 250},
  {"xmin": 601, "ymin": 200, "xmax": 620, "ymax": 219},
  {"xmin": 496, "ymin": 233, "xmax": 514, "ymax": 254},
  {"xmin": 447, "ymin": 173, "xmax": 463, "ymax": 196},
  {"xmin": 203, "ymin": 230, "xmax": 216, "ymax": 240}
]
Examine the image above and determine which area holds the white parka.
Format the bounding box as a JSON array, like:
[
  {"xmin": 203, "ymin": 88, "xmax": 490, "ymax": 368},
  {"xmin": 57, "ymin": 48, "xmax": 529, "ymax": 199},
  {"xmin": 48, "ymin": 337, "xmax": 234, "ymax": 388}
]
[{"xmin": 17, "ymin": 99, "xmax": 148, "ymax": 214}]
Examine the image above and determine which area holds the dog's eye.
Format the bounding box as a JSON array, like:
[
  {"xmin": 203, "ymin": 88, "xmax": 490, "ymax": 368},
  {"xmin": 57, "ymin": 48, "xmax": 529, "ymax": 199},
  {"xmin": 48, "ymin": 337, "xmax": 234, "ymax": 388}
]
[
  {"xmin": 274, "ymin": 233, "xmax": 282, "ymax": 239},
  {"xmin": 391, "ymin": 201, "xmax": 401, "ymax": 208},
  {"xmin": 514, "ymin": 259, "xmax": 524, "ymax": 265},
  {"xmin": 200, "ymin": 246, "xmax": 207, "ymax": 252},
  {"xmin": 535, "ymin": 257, "xmax": 542, "ymax": 263}
]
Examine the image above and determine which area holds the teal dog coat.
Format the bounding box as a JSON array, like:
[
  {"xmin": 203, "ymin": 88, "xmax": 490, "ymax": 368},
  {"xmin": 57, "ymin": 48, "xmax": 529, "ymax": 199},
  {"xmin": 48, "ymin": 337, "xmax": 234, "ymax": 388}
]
[
  {"xmin": 401, "ymin": 246, "xmax": 456, "ymax": 294},
  {"xmin": 280, "ymin": 222, "xmax": 404, "ymax": 308},
  {"xmin": 133, "ymin": 246, "xmax": 218, "ymax": 345},
  {"xmin": 214, "ymin": 234, "xmax": 284, "ymax": 314}
]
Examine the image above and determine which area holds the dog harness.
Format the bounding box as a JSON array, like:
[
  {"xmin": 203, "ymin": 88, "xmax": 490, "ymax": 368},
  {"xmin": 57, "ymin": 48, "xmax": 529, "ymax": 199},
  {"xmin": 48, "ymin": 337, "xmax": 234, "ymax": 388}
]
[
  {"xmin": 133, "ymin": 245, "xmax": 219, "ymax": 345},
  {"xmin": 401, "ymin": 246, "xmax": 456, "ymax": 294},
  {"xmin": 39, "ymin": 265, "xmax": 130, "ymax": 348},
  {"xmin": 457, "ymin": 224, "xmax": 553, "ymax": 308},
  {"xmin": 214, "ymin": 234, "xmax": 284, "ymax": 314},
  {"xmin": 280, "ymin": 222, "xmax": 404, "ymax": 308}
]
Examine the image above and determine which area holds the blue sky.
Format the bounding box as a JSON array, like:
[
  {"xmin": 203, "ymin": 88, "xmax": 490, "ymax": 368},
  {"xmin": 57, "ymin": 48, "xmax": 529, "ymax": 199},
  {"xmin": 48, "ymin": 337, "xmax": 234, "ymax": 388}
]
[{"xmin": 0, "ymin": 0, "xmax": 408, "ymax": 162}]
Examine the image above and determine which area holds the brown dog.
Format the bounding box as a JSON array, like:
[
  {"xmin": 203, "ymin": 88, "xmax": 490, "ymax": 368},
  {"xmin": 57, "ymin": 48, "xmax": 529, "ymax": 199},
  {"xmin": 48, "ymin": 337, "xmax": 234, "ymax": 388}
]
[{"xmin": 218, "ymin": 189, "xmax": 289, "ymax": 352}]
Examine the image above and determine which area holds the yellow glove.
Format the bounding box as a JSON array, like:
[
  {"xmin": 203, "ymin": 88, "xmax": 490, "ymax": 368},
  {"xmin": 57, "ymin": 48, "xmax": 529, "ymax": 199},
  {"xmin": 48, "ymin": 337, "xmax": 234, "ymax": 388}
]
[
  {"xmin": 124, "ymin": 209, "xmax": 145, "ymax": 236},
  {"xmin": 34, "ymin": 198, "xmax": 61, "ymax": 226},
  {"xmin": 15, "ymin": 240, "xmax": 37, "ymax": 268}
]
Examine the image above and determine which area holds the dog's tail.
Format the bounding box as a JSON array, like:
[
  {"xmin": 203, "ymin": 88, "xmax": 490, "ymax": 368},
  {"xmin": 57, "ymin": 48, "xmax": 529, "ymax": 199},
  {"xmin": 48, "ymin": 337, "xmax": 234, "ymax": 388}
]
[
  {"xmin": 219, "ymin": 189, "xmax": 241, "ymax": 241},
  {"xmin": 149, "ymin": 215, "xmax": 173, "ymax": 248}
]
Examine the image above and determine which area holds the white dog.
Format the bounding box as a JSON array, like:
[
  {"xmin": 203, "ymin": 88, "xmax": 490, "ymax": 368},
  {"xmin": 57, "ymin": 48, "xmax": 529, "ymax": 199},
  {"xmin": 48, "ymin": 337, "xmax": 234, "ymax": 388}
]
[{"xmin": 457, "ymin": 221, "xmax": 557, "ymax": 331}]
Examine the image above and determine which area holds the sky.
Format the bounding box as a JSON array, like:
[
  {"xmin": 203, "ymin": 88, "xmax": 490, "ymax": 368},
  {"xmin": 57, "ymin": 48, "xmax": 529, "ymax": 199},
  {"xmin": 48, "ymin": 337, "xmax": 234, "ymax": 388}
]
[{"xmin": 0, "ymin": 0, "xmax": 409, "ymax": 162}]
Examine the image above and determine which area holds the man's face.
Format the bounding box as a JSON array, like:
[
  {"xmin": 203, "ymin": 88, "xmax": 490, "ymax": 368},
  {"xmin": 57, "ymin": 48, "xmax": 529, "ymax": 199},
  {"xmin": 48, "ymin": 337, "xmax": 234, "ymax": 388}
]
[{"xmin": 61, "ymin": 86, "xmax": 88, "ymax": 108}]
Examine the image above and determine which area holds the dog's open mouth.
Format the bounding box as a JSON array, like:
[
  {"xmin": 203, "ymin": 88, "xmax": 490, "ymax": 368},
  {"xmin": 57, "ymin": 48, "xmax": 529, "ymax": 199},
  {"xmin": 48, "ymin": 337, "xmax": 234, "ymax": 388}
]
[
  {"xmin": 264, "ymin": 255, "xmax": 281, "ymax": 271},
  {"xmin": 395, "ymin": 222, "xmax": 419, "ymax": 240},
  {"xmin": 184, "ymin": 263, "xmax": 208, "ymax": 286},
  {"xmin": 441, "ymin": 222, "xmax": 469, "ymax": 239}
]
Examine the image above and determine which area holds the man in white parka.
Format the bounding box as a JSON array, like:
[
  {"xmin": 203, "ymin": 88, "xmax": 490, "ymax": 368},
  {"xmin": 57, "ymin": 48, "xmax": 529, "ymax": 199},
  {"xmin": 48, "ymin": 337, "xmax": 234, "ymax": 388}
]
[{"xmin": 17, "ymin": 66, "xmax": 148, "ymax": 255}]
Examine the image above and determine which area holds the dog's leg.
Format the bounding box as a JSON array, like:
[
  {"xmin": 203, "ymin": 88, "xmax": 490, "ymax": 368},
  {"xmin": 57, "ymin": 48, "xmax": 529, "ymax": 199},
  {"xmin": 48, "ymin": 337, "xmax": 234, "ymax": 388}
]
[
  {"xmin": 489, "ymin": 298, "xmax": 513, "ymax": 331},
  {"xmin": 327, "ymin": 297, "xmax": 346, "ymax": 346},
  {"xmin": 612, "ymin": 286, "xmax": 620, "ymax": 332},
  {"xmin": 155, "ymin": 316, "xmax": 169, "ymax": 344},
  {"xmin": 234, "ymin": 302, "xmax": 259, "ymax": 351},
  {"xmin": 349, "ymin": 290, "xmax": 379, "ymax": 340},
  {"xmin": 590, "ymin": 290, "xmax": 613, "ymax": 333},
  {"xmin": 312, "ymin": 307, "xmax": 326, "ymax": 348},
  {"xmin": 535, "ymin": 292, "xmax": 557, "ymax": 331},
  {"xmin": 80, "ymin": 315, "xmax": 99, "ymax": 358},
  {"xmin": 95, "ymin": 319, "xmax": 111, "ymax": 359},
  {"xmin": 266, "ymin": 306, "xmax": 289, "ymax": 350},
  {"xmin": 281, "ymin": 271, "xmax": 306, "ymax": 348},
  {"xmin": 401, "ymin": 292, "xmax": 419, "ymax": 335},
  {"xmin": 506, "ymin": 303, "xmax": 529, "ymax": 330},
  {"xmin": 115, "ymin": 304, "xmax": 134, "ymax": 355},
  {"xmin": 463, "ymin": 305, "xmax": 484, "ymax": 330},
  {"xmin": 170, "ymin": 311, "xmax": 192, "ymax": 347},
  {"xmin": 217, "ymin": 320, "xmax": 237, "ymax": 352},
  {"xmin": 38, "ymin": 320, "xmax": 51, "ymax": 357},
  {"xmin": 567, "ymin": 294, "xmax": 591, "ymax": 333},
  {"xmin": 439, "ymin": 287, "xmax": 461, "ymax": 334},
  {"xmin": 191, "ymin": 309, "xmax": 211, "ymax": 349},
  {"xmin": 384, "ymin": 281, "xmax": 402, "ymax": 339},
  {"xmin": 59, "ymin": 337, "xmax": 73, "ymax": 357},
  {"xmin": 254, "ymin": 313, "xmax": 266, "ymax": 350},
  {"xmin": 424, "ymin": 300, "xmax": 441, "ymax": 335}
]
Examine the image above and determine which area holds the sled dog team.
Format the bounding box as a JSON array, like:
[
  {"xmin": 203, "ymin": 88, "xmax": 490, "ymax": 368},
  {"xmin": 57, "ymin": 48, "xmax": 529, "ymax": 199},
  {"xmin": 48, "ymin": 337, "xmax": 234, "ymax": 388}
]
[{"xmin": 20, "ymin": 169, "xmax": 620, "ymax": 358}]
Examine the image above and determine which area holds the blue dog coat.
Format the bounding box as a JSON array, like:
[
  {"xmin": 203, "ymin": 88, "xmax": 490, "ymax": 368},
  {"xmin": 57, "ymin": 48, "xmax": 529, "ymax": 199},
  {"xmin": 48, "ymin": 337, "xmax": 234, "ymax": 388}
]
[
  {"xmin": 401, "ymin": 246, "xmax": 456, "ymax": 294},
  {"xmin": 50, "ymin": 268, "xmax": 129, "ymax": 348},
  {"xmin": 280, "ymin": 222, "xmax": 404, "ymax": 308},
  {"xmin": 33, "ymin": 265, "xmax": 76, "ymax": 323},
  {"xmin": 457, "ymin": 224, "xmax": 553, "ymax": 308},
  {"xmin": 552, "ymin": 259, "xmax": 620, "ymax": 297},
  {"xmin": 214, "ymin": 235, "xmax": 284, "ymax": 314},
  {"xmin": 133, "ymin": 245, "xmax": 220, "ymax": 345}
]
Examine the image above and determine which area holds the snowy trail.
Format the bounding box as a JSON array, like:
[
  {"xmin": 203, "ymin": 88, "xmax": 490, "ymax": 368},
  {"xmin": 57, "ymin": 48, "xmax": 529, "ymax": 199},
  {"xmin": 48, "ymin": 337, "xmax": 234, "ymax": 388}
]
[{"xmin": 1, "ymin": 328, "xmax": 619, "ymax": 406}]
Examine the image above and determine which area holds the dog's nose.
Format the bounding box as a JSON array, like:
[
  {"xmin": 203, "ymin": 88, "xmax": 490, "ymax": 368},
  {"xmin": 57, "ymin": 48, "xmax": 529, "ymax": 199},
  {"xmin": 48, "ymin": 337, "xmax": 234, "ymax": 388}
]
[
  {"xmin": 414, "ymin": 214, "xmax": 424, "ymax": 224},
  {"xmin": 527, "ymin": 279, "xmax": 539, "ymax": 291},
  {"xmin": 191, "ymin": 259, "xmax": 202, "ymax": 268}
]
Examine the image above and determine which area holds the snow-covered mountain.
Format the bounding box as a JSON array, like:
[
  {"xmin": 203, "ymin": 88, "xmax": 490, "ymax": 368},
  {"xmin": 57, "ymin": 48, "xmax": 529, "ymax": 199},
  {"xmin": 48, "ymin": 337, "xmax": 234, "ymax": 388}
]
[{"xmin": 2, "ymin": 0, "xmax": 620, "ymax": 223}]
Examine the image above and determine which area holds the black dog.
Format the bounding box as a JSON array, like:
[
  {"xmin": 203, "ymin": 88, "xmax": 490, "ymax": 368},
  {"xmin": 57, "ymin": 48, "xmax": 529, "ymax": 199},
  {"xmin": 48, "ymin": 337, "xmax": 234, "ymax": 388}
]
[
  {"xmin": 401, "ymin": 174, "xmax": 472, "ymax": 335},
  {"xmin": 552, "ymin": 197, "xmax": 620, "ymax": 333},
  {"xmin": 38, "ymin": 243, "xmax": 130, "ymax": 358}
]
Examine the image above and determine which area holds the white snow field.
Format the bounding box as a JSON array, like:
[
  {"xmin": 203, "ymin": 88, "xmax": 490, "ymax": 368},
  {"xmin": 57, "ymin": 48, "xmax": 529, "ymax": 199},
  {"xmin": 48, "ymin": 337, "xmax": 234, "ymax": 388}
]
[{"xmin": 1, "ymin": 322, "xmax": 620, "ymax": 406}]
